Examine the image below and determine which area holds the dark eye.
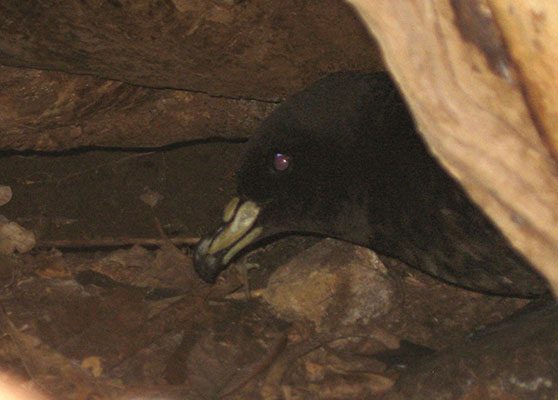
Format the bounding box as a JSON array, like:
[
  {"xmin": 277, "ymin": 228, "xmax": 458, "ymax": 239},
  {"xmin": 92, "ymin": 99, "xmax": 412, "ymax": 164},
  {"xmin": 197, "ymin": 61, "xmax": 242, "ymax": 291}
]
[{"xmin": 273, "ymin": 153, "xmax": 291, "ymax": 172}]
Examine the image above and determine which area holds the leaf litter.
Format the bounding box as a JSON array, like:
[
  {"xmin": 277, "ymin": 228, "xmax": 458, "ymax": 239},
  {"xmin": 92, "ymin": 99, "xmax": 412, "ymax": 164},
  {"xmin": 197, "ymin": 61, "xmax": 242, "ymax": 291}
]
[{"xmin": 0, "ymin": 234, "xmax": 530, "ymax": 400}]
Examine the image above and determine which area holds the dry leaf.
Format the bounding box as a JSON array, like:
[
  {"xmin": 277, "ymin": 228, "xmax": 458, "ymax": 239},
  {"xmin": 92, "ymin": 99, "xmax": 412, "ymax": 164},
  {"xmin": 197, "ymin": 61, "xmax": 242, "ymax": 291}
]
[
  {"xmin": 0, "ymin": 185, "xmax": 12, "ymax": 206},
  {"xmin": 0, "ymin": 220, "xmax": 36, "ymax": 254},
  {"xmin": 139, "ymin": 187, "xmax": 164, "ymax": 208}
]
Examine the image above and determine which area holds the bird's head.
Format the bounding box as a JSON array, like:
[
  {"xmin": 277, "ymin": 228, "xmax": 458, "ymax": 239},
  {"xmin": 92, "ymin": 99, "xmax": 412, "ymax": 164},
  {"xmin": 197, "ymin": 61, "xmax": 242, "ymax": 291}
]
[{"xmin": 194, "ymin": 72, "xmax": 409, "ymax": 283}]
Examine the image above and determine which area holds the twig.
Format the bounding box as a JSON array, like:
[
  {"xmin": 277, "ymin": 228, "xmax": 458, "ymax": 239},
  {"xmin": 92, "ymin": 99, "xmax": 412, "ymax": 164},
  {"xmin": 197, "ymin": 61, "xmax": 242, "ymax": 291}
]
[
  {"xmin": 219, "ymin": 331, "xmax": 289, "ymax": 398},
  {"xmin": 0, "ymin": 304, "xmax": 39, "ymax": 389},
  {"xmin": 36, "ymin": 235, "xmax": 200, "ymax": 249}
]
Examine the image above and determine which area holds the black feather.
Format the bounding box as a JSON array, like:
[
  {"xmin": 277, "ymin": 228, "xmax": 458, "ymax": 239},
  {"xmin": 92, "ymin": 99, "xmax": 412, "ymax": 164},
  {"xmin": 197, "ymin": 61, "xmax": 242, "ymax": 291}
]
[{"xmin": 196, "ymin": 71, "xmax": 547, "ymax": 296}]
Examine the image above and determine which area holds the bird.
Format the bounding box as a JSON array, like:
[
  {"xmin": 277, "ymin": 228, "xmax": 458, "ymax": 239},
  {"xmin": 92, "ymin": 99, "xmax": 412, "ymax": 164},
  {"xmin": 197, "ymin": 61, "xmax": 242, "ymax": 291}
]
[{"xmin": 194, "ymin": 71, "xmax": 548, "ymax": 297}]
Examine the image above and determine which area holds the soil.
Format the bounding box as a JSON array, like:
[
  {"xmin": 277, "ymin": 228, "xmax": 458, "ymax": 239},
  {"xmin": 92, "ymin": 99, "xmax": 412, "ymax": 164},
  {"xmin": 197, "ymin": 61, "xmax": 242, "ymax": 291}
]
[
  {"xmin": 0, "ymin": 141, "xmax": 244, "ymax": 243},
  {"xmin": 0, "ymin": 143, "xmax": 553, "ymax": 400}
]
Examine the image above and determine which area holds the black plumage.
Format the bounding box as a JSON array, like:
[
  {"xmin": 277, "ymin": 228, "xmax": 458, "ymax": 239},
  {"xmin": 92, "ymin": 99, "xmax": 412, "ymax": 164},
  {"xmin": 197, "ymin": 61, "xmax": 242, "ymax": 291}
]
[{"xmin": 194, "ymin": 71, "xmax": 547, "ymax": 297}]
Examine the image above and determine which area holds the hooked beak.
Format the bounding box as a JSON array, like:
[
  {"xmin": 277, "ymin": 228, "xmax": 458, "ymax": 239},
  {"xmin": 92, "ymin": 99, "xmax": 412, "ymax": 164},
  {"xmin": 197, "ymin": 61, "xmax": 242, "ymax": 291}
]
[{"xmin": 194, "ymin": 197, "xmax": 263, "ymax": 283}]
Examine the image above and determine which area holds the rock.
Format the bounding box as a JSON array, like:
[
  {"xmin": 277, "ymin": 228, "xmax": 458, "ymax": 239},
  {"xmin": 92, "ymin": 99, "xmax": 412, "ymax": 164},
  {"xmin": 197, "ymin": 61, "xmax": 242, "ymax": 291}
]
[{"xmin": 263, "ymin": 238, "xmax": 396, "ymax": 331}]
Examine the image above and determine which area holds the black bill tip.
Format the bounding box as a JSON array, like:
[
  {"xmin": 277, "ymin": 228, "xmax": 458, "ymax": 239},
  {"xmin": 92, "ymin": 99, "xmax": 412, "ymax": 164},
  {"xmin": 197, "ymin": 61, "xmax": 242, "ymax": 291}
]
[
  {"xmin": 193, "ymin": 236, "xmax": 225, "ymax": 284},
  {"xmin": 193, "ymin": 198, "xmax": 263, "ymax": 284}
]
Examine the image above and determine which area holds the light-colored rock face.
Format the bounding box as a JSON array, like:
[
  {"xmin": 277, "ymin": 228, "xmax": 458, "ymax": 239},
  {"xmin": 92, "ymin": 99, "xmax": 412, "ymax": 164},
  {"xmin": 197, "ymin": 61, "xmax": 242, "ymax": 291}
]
[{"xmin": 0, "ymin": 0, "xmax": 384, "ymax": 151}]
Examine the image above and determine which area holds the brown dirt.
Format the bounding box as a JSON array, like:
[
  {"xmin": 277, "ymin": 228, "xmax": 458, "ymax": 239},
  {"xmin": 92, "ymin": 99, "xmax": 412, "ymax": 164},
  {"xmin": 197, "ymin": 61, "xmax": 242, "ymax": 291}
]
[
  {"xmin": 0, "ymin": 144, "xmax": 552, "ymax": 400},
  {"xmin": 0, "ymin": 141, "xmax": 243, "ymax": 243}
]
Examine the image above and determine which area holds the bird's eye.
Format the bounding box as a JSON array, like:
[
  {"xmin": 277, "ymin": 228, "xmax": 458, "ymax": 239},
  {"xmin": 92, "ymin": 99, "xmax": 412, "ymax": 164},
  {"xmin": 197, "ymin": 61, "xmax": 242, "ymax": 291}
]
[{"xmin": 273, "ymin": 153, "xmax": 291, "ymax": 172}]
